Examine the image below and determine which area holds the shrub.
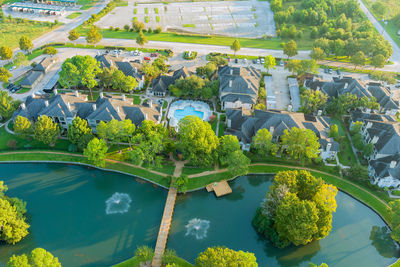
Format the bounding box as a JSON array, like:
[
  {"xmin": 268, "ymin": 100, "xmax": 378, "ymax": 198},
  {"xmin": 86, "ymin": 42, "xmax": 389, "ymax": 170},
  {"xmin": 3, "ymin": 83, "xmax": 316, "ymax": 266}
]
[
  {"xmin": 6, "ymin": 139, "xmax": 17, "ymax": 150},
  {"xmin": 155, "ymin": 26, "xmax": 162, "ymax": 34},
  {"xmin": 124, "ymin": 24, "xmax": 130, "ymax": 31},
  {"xmin": 148, "ymin": 28, "xmax": 153, "ymax": 33}
]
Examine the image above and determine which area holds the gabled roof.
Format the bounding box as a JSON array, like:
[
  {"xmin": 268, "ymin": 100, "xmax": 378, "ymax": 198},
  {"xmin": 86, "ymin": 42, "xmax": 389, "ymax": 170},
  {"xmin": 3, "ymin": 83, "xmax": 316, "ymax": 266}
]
[
  {"xmin": 173, "ymin": 67, "xmax": 190, "ymax": 80},
  {"xmin": 370, "ymin": 154, "xmax": 400, "ymax": 180},
  {"xmin": 218, "ymin": 66, "xmax": 261, "ymax": 99},
  {"xmin": 152, "ymin": 75, "xmax": 175, "ymax": 93},
  {"xmin": 33, "ymin": 57, "xmax": 57, "ymax": 72},
  {"xmin": 20, "ymin": 71, "xmax": 43, "ymax": 87},
  {"xmin": 221, "ymin": 94, "xmax": 256, "ymax": 104}
]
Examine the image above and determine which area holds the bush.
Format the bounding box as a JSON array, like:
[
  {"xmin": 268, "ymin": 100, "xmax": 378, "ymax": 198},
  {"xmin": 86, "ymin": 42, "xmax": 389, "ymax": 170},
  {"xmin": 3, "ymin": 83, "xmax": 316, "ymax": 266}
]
[
  {"xmin": 114, "ymin": 27, "xmax": 120, "ymax": 31},
  {"xmin": 183, "ymin": 51, "xmax": 198, "ymax": 60},
  {"xmin": 154, "ymin": 26, "xmax": 162, "ymax": 34},
  {"xmin": 148, "ymin": 28, "xmax": 153, "ymax": 33},
  {"xmin": 124, "ymin": 24, "xmax": 130, "ymax": 31},
  {"xmin": 134, "ymin": 246, "xmax": 154, "ymax": 263},
  {"xmin": 6, "ymin": 139, "xmax": 17, "ymax": 150}
]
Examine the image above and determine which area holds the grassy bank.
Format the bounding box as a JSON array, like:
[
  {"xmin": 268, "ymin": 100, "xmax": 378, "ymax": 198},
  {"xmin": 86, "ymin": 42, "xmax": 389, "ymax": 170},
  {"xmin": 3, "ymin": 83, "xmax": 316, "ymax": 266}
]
[{"xmin": 113, "ymin": 255, "xmax": 193, "ymax": 267}]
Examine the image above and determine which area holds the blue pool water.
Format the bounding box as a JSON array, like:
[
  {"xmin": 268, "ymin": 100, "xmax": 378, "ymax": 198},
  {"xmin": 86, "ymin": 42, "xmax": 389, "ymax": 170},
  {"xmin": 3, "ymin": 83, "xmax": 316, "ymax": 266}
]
[{"xmin": 174, "ymin": 106, "xmax": 204, "ymax": 121}]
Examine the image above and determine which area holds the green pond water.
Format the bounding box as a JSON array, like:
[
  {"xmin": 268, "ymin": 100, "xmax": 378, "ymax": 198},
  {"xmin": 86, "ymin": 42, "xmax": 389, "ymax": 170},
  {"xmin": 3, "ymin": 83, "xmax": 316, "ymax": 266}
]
[{"xmin": 0, "ymin": 164, "xmax": 398, "ymax": 267}]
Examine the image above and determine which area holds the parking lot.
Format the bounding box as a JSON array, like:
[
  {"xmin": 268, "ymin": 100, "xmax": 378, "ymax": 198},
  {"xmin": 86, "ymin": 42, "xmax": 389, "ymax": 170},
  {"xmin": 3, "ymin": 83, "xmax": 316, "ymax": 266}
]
[{"xmin": 95, "ymin": 0, "xmax": 276, "ymax": 38}]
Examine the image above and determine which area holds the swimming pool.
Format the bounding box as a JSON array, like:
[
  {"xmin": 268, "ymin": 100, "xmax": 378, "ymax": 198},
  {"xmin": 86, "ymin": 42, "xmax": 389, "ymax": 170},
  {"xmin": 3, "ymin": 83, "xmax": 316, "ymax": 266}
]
[{"xmin": 173, "ymin": 106, "xmax": 204, "ymax": 121}]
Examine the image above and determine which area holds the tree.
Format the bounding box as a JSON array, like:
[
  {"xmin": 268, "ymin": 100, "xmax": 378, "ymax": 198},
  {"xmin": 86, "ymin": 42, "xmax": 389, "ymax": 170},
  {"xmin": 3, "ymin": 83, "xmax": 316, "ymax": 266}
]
[
  {"xmin": 7, "ymin": 248, "xmax": 61, "ymax": 267},
  {"xmin": 351, "ymin": 51, "xmax": 366, "ymax": 70},
  {"xmin": 174, "ymin": 174, "xmax": 189, "ymax": 193},
  {"xmin": 218, "ymin": 135, "xmax": 240, "ymax": 165},
  {"xmin": 43, "ymin": 46, "xmax": 58, "ymax": 56},
  {"xmin": 86, "ymin": 26, "xmax": 102, "ymax": 45},
  {"xmin": 209, "ymin": 56, "xmax": 228, "ymax": 66},
  {"xmin": 195, "ymin": 246, "xmax": 257, "ymax": 267},
  {"xmin": 0, "ymin": 67, "xmax": 12, "ymax": 83},
  {"xmin": 14, "ymin": 116, "xmax": 32, "ymax": 139},
  {"xmin": 371, "ymin": 54, "xmax": 385, "ymax": 69},
  {"xmin": 263, "ymin": 55, "xmax": 276, "ymax": 74},
  {"xmin": 309, "ymin": 263, "xmax": 328, "ymax": 267},
  {"xmin": 284, "ymin": 40, "xmax": 298, "ymax": 59},
  {"xmin": 169, "ymin": 75, "xmax": 206, "ymax": 98},
  {"xmin": 0, "ymin": 91, "xmax": 18, "ymax": 120},
  {"xmin": 132, "ymin": 120, "xmax": 169, "ymax": 166},
  {"xmin": 310, "ymin": 47, "xmax": 325, "ymax": 61},
  {"xmin": 19, "ymin": 36, "xmax": 33, "ymax": 52},
  {"xmin": 227, "ymin": 150, "xmax": 250, "ymax": 177},
  {"xmin": 134, "ymin": 246, "xmax": 154, "ymax": 263},
  {"xmin": 252, "ymin": 128, "xmax": 277, "ymax": 156},
  {"xmin": 132, "ymin": 20, "xmax": 145, "ymax": 32},
  {"xmin": 136, "ymin": 30, "xmax": 148, "ymax": 47},
  {"xmin": 350, "ymin": 121, "xmax": 363, "ymax": 135},
  {"xmin": 281, "ymin": 128, "xmax": 320, "ymax": 163},
  {"xmin": 128, "ymin": 147, "xmax": 145, "ymax": 166},
  {"xmin": 59, "ymin": 55, "xmax": 102, "ymax": 99},
  {"xmin": 152, "ymin": 57, "xmax": 168, "ymax": 74},
  {"xmin": 372, "ymin": 2, "xmax": 388, "ymax": 20},
  {"xmin": 0, "ymin": 46, "xmax": 13, "ymax": 61},
  {"xmin": 142, "ymin": 62, "xmax": 160, "ymax": 81},
  {"xmin": 285, "ymin": 59, "xmax": 300, "ymax": 75},
  {"xmin": 177, "ymin": 116, "xmax": 219, "ymax": 167},
  {"xmin": 230, "ymin": 39, "xmax": 241, "ymax": 55},
  {"xmin": 329, "ymin": 124, "xmax": 339, "ymax": 140},
  {"xmin": 363, "ymin": 142, "xmax": 374, "ymax": 157},
  {"xmin": 253, "ymin": 170, "xmax": 337, "ymax": 248},
  {"xmin": 83, "ymin": 138, "xmax": 108, "ymax": 167},
  {"xmin": 97, "ymin": 66, "xmax": 115, "ymax": 89},
  {"xmin": 33, "ymin": 115, "xmax": 60, "ymax": 146},
  {"xmin": 0, "ymin": 198, "xmax": 29, "ymax": 245},
  {"xmin": 68, "ymin": 29, "xmax": 80, "ymax": 41},
  {"xmin": 300, "ymin": 89, "xmax": 328, "ymax": 114},
  {"xmin": 196, "ymin": 62, "xmax": 217, "ymax": 79},
  {"xmin": 68, "ymin": 117, "xmax": 93, "ymax": 151},
  {"xmin": 389, "ymin": 200, "xmax": 400, "ymax": 242},
  {"xmin": 111, "ymin": 69, "xmax": 138, "ymax": 93},
  {"xmin": 13, "ymin": 52, "xmax": 29, "ymax": 67},
  {"xmin": 344, "ymin": 164, "xmax": 369, "ymax": 182},
  {"xmin": 254, "ymin": 103, "xmax": 266, "ymax": 110}
]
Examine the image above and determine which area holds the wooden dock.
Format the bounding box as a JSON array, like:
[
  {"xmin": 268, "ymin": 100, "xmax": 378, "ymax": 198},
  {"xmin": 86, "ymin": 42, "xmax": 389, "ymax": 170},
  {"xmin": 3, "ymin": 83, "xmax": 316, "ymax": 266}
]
[
  {"xmin": 151, "ymin": 187, "xmax": 177, "ymax": 267},
  {"xmin": 206, "ymin": 180, "xmax": 232, "ymax": 197}
]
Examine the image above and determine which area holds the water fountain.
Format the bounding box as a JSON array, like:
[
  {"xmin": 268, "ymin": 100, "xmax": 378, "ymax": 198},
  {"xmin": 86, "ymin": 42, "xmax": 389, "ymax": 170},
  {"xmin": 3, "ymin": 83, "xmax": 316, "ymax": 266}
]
[
  {"xmin": 105, "ymin": 192, "xmax": 132, "ymax": 215},
  {"xmin": 185, "ymin": 218, "xmax": 210, "ymax": 240}
]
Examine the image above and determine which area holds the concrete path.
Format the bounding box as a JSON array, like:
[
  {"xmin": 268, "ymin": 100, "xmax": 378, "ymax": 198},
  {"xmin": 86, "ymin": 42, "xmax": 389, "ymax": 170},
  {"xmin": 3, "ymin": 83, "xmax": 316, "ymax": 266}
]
[{"xmin": 151, "ymin": 186, "xmax": 177, "ymax": 267}]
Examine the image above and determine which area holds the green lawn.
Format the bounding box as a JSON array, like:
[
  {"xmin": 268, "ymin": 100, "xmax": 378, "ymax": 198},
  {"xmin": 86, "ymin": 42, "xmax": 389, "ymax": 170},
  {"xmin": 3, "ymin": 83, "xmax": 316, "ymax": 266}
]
[
  {"xmin": 133, "ymin": 95, "xmax": 141, "ymax": 105},
  {"xmin": 391, "ymin": 190, "xmax": 400, "ymax": 196},
  {"xmin": 78, "ymin": 0, "xmax": 99, "ymax": 10},
  {"xmin": 182, "ymin": 165, "xmax": 215, "ymax": 176},
  {"xmin": 76, "ymin": 28, "xmax": 312, "ymax": 50},
  {"xmin": 67, "ymin": 12, "xmax": 82, "ymax": 19},
  {"xmin": 113, "ymin": 255, "xmax": 193, "ymax": 267},
  {"xmin": 0, "ymin": 20, "xmax": 57, "ymax": 49},
  {"xmin": 331, "ymin": 118, "xmax": 358, "ymax": 167}
]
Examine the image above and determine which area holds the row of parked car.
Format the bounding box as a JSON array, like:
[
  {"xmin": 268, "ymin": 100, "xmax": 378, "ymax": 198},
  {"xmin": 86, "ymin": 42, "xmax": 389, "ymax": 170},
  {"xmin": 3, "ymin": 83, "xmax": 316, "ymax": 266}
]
[
  {"xmin": 324, "ymin": 68, "xmax": 341, "ymax": 75},
  {"xmin": 6, "ymin": 83, "xmax": 22, "ymax": 93}
]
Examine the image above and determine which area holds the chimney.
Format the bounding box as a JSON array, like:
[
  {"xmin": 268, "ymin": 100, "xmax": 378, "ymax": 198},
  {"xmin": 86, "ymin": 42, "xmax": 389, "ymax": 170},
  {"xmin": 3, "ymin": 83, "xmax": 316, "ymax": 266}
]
[
  {"xmin": 67, "ymin": 102, "xmax": 71, "ymax": 111},
  {"xmin": 99, "ymin": 92, "xmax": 104, "ymax": 98},
  {"xmin": 20, "ymin": 103, "xmax": 26, "ymax": 110},
  {"xmin": 248, "ymin": 82, "xmax": 251, "ymax": 89},
  {"xmin": 390, "ymin": 161, "xmax": 397, "ymax": 168},
  {"xmin": 144, "ymin": 113, "xmax": 148, "ymax": 120},
  {"xmin": 134, "ymin": 67, "xmax": 137, "ymax": 73},
  {"xmin": 317, "ymin": 110, "xmax": 322, "ymax": 116},
  {"xmin": 44, "ymin": 100, "xmax": 49, "ymax": 107},
  {"xmin": 227, "ymin": 119, "xmax": 232, "ymax": 128},
  {"xmin": 366, "ymin": 122, "xmax": 372, "ymax": 129},
  {"xmin": 326, "ymin": 142, "xmax": 332, "ymax": 152},
  {"xmin": 148, "ymin": 100, "xmax": 152, "ymax": 108},
  {"xmin": 229, "ymin": 80, "xmax": 233, "ymax": 87},
  {"xmin": 230, "ymin": 68, "xmax": 233, "ymax": 75},
  {"xmin": 366, "ymin": 108, "xmax": 371, "ymax": 114},
  {"xmin": 54, "ymin": 89, "xmax": 58, "ymax": 95},
  {"xmin": 269, "ymin": 126, "xmax": 274, "ymax": 135},
  {"xmin": 116, "ymin": 106, "xmax": 120, "ymax": 113},
  {"xmin": 92, "ymin": 104, "xmax": 97, "ymax": 111},
  {"xmin": 316, "ymin": 86, "xmax": 320, "ymax": 91},
  {"xmin": 74, "ymin": 90, "xmax": 79, "ymax": 97},
  {"xmin": 344, "ymin": 83, "xmax": 348, "ymax": 89},
  {"xmin": 372, "ymin": 135, "xmax": 379, "ymax": 144},
  {"xmin": 122, "ymin": 94, "xmax": 126, "ymax": 101}
]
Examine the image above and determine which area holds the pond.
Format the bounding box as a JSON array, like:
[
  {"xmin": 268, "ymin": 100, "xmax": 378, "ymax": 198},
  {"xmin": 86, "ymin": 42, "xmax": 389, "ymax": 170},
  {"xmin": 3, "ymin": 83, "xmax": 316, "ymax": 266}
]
[
  {"xmin": 0, "ymin": 165, "xmax": 398, "ymax": 267},
  {"xmin": 0, "ymin": 163, "xmax": 167, "ymax": 267},
  {"xmin": 167, "ymin": 174, "xmax": 399, "ymax": 267}
]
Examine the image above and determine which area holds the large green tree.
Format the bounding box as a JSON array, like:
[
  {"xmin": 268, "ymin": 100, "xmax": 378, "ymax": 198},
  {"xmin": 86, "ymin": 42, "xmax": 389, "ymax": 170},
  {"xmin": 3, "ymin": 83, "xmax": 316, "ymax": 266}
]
[
  {"xmin": 227, "ymin": 150, "xmax": 250, "ymax": 177},
  {"xmin": 252, "ymin": 128, "xmax": 278, "ymax": 156},
  {"xmin": 231, "ymin": 39, "xmax": 241, "ymax": 55},
  {"xmin": 0, "ymin": 67, "xmax": 12, "ymax": 83},
  {"xmin": 13, "ymin": 52, "xmax": 29, "ymax": 68},
  {"xmin": 68, "ymin": 29, "xmax": 80, "ymax": 41},
  {"xmin": 83, "ymin": 138, "xmax": 109, "ymax": 167},
  {"xmin": 68, "ymin": 117, "xmax": 93, "ymax": 151},
  {"xmin": 59, "ymin": 55, "xmax": 101, "ymax": 99},
  {"xmin": 0, "ymin": 46, "xmax": 13, "ymax": 61},
  {"xmin": 284, "ymin": 40, "xmax": 298, "ymax": 59},
  {"xmin": 217, "ymin": 135, "xmax": 241, "ymax": 165},
  {"xmin": 253, "ymin": 170, "xmax": 337, "ymax": 248},
  {"xmin": 136, "ymin": 30, "xmax": 148, "ymax": 47},
  {"xmin": 195, "ymin": 246, "xmax": 258, "ymax": 267},
  {"xmin": 6, "ymin": 248, "xmax": 61, "ymax": 267},
  {"xmin": 0, "ymin": 198, "xmax": 29, "ymax": 245},
  {"xmin": 300, "ymin": 89, "xmax": 328, "ymax": 114},
  {"xmin": 86, "ymin": 26, "xmax": 102, "ymax": 45},
  {"xmin": 389, "ymin": 200, "xmax": 400, "ymax": 243},
  {"xmin": 263, "ymin": 55, "xmax": 276, "ymax": 73},
  {"xmin": 281, "ymin": 128, "xmax": 320, "ymax": 162},
  {"xmin": 170, "ymin": 75, "xmax": 206, "ymax": 99},
  {"xmin": 177, "ymin": 116, "xmax": 219, "ymax": 167},
  {"xmin": 19, "ymin": 36, "xmax": 33, "ymax": 52},
  {"xmin": 14, "ymin": 116, "xmax": 32, "ymax": 139},
  {"xmin": 33, "ymin": 115, "xmax": 60, "ymax": 146},
  {"xmin": 0, "ymin": 91, "xmax": 18, "ymax": 120},
  {"xmin": 351, "ymin": 51, "xmax": 366, "ymax": 70}
]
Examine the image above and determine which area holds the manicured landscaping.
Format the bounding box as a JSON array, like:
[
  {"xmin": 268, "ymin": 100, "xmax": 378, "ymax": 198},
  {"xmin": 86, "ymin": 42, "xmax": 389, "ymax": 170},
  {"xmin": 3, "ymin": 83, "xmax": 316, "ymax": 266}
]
[
  {"xmin": 78, "ymin": 0, "xmax": 99, "ymax": 10},
  {"xmin": 113, "ymin": 255, "xmax": 193, "ymax": 267},
  {"xmin": 133, "ymin": 95, "xmax": 141, "ymax": 104},
  {"xmin": 391, "ymin": 190, "xmax": 400, "ymax": 196},
  {"xmin": 76, "ymin": 28, "xmax": 312, "ymax": 50},
  {"xmin": 331, "ymin": 118, "xmax": 358, "ymax": 166},
  {"xmin": 67, "ymin": 12, "xmax": 82, "ymax": 19}
]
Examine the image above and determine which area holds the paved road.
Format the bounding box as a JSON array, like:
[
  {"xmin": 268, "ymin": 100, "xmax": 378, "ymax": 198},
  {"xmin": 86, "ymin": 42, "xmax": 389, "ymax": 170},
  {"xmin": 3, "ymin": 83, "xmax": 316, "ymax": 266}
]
[{"xmin": 357, "ymin": 0, "xmax": 400, "ymax": 68}]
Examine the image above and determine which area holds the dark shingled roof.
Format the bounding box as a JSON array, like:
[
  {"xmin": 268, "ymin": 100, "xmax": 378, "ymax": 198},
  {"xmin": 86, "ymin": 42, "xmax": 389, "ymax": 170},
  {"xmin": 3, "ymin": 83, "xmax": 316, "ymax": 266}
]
[
  {"xmin": 20, "ymin": 71, "xmax": 43, "ymax": 87},
  {"xmin": 370, "ymin": 154, "xmax": 400, "ymax": 181}
]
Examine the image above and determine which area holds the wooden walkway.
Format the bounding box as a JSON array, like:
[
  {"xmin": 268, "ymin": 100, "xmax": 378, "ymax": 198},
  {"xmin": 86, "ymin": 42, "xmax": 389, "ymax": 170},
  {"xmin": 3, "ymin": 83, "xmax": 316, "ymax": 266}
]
[{"xmin": 151, "ymin": 186, "xmax": 177, "ymax": 267}]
